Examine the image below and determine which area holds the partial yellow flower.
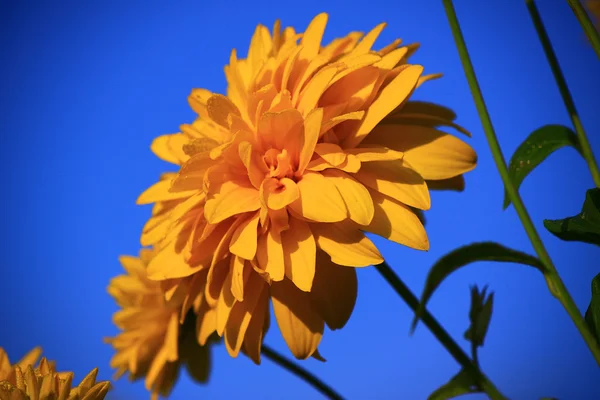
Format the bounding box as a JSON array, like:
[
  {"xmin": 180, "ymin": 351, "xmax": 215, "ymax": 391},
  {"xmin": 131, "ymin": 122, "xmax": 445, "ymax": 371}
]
[
  {"xmin": 105, "ymin": 249, "xmax": 214, "ymax": 400},
  {"xmin": 137, "ymin": 13, "xmax": 476, "ymax": 360},
  {"xmin": 0, "ymin": 348, "xmax": 109, "ymax": 400}
]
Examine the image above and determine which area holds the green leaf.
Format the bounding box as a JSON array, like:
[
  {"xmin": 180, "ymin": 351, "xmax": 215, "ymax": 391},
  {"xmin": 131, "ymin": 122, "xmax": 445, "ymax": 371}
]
[
  {"xmin": 411, "ymin": 242, "xmax": 544, "ymax": 332},
  {"xmin": 464, "ymin": 285, "xmax": 495, "ymax": 348},
  {"xmin": 584, "ymin": 272, "xmax": 600, "ymax": 343},
  {"xmin": 428, "ymin": 369, "xmax": 479, "ymax": 400},
  {"xmin": 503, "ymin": 125, "xmax": 581, "ymax": 209},
  {"xmin": 544, "ymin": 188, "xmax": 600, "ymax": 246}
]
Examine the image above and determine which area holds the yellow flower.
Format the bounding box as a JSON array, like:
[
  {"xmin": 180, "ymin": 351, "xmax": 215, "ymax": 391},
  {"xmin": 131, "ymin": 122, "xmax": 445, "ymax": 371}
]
[
  {"xmin": 105, "ymin": 249, "xmax": 214, "ymax": 400},
  {"xmin": 0, "ymin": 348, "xmax": 109, "ymax": 400},
  {"xmin": 137, "ymin": 13, "xmax": 476, "ymax": 360}
]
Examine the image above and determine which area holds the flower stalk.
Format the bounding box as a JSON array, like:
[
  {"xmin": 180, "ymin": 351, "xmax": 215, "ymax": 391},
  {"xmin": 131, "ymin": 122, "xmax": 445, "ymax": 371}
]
[
  {"xmin": 526, "ymin": 0, "xmax": 600, "ymax": 188},
  {"xmin": 261, "ymin": 344, "xmax": 344, "ymax": 400},
  {"xmin": 568, "ymin": 0, "xmax": 600, "ymax": 59},
  {"xmin": 441, "ymin": 0, "xmax": 600, "ymax": 366},
  {"xmin": 376, "ymin": 262, "xmax": 507, "ymax": 400}
]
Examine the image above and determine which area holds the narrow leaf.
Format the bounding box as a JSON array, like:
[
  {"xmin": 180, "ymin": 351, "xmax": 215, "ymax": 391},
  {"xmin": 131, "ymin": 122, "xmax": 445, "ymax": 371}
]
[
  {"xmin": 503, "ymin": 125, "xmax": 581, "ymax": 209},
  {"xmin": 412, "ymin": 242, "xmax": 544, "ymax": 332},
  {"xmin": 584, "ymin": 272, "xmax": 600, "ymax": 343},
  {"xmin": 428, "ymin": 369, "xmax": 479, "ymax": 400},
  {"xmin": 464, "ymin": 285, "xmax": 494, "ymax": 348},
  {"xmin": 544, "ymin": 188, "xmax": 600, "ymax": 246}
]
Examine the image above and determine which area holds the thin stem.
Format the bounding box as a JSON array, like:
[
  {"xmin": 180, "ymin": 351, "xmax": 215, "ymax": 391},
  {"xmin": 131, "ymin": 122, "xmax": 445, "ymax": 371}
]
[
  {"xmin": 526, "ymin": 0, "xmax": 600, "ymax": 188},
  {"xmin": 375, "ymin": 263, "xmax": 507, "ymax": 400},
  {"xmin": 568, "ymin": 0, "xmax": 600, "ymax": 59},
  {"xmin": 261, "ymin": 344, "xmax": 344, "ymax": 400},
  {"xmin": 442, "ymin": 0, "xmax": 600, "ymax": 366}
]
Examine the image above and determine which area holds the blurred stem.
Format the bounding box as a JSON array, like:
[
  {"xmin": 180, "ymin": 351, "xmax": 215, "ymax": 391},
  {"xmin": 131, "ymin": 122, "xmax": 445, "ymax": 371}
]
[
  {"xmin": 526, "ymin": 0, "xmax": 600, "ymax": 188},
  {"xmin": 261, "ymin": 344, "xmax": 344, "ymax": 400},
  {"xmin": 442, "ymin": 0, "xmax": 600, "ymax": 366},
  {"xmin": 375, "ymin": 263, "xmax": 506, "ymax": 400},
  {"xmin": 567, "ymin": 0, "xmax": 600, "ymax": 59}
]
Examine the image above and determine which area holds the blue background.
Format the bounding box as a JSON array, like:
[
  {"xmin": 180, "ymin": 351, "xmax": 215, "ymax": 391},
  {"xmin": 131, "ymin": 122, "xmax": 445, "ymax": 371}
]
[{"xmin": 1, "ymin": 0, "xmax": 599, "ymax": 399}]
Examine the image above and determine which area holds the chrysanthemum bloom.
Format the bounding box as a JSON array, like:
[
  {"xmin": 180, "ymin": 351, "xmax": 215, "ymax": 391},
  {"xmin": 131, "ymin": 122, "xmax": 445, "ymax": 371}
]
[
  {"xmin": 137, "ymin": 13, "xmax": 476, "ymax": 360},
  {"xmin": 0, "ymin": 348, "xmax": 109, "ymax": 400},
  {"xmin": 105, "ymin": 249, "xmax": 214, "ymax": 399}
]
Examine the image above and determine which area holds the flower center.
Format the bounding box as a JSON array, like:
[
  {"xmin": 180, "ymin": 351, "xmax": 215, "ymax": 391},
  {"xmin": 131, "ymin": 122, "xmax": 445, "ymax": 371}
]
[{"xmin": 263, "ymin": 148, "xmax": 294, "ymax": 179}]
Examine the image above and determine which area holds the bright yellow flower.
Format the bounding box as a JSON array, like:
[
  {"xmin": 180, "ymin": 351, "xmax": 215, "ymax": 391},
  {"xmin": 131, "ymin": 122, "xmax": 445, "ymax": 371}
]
[
  {"xmin": 0, "ymin": 348, "xmax": 109, "ymax": 400},
  {"xmin": 105, "ymin": 249, "xmax": 214, "ymax": 400},
  {"xmin": 137, "ymin": 13, "xmax": 476, "ymax": 360}
]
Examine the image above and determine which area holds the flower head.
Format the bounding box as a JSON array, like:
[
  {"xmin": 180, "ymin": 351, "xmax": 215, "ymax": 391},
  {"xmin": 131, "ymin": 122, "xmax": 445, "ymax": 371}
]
[
  {"xmin": 105, "ymin": 249, "xmax": 214, "ymax": 399},
  {"xmin": 137, "ymin": 13, "xmax": 476, "ymax": 360},
  {"xmin": 0, "ymin": 348, "xmax": 109, "ymax": 400}
]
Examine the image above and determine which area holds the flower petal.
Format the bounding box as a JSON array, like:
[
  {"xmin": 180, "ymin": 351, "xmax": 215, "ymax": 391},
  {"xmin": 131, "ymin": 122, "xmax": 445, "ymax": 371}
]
[
  {"xmin": 346, "ymin": 146, "xmax": 403, "ymax": 162},
  {"xmin": 282, "ymin": 218, "xmax": 316, "ymax": 292},
  {"xmin": 311, "ymin": 221, "xmax": 383, "ymax": 267},
  {"xmin": 271, "ymin": 279, "xmax": 324, "ymax": 360},
  {"xmin": 137, "ymin": 179, "xmax": 195, "ymax": 205},
  {"xmin": 170, "ymin": 152, "xmax": 214, "ymax": 193},
  {"xmin": 151, "ymin": 134, "xmax": 190, "ymax": 165},
  {"xmin": 353, "ymin": 160, "xmax": 431, "ymax": 210},
  {"xmin": 310, "ymin": 250, "xmax": 358, "ymax": 330},
  {"xmin": 322, "ymin": 169, "xmax": 374, "ymax": 226},
  {"xmin": 363, "ymin": 189, "xmax": 429, "ymax": 251},
  {"xmin": 229, "ymin": 212, "xmax": 260, "ymax": 260},
  {"xmin": 289, "ymin": 171, "xmax": 347, "ymax": 223},
  {"xmin": 204, "ymin": 180, "xmax": 261, "ymax": 224},
  {"xmin": 260, "ymin": 177, "xmax": 300, "ymax": 210},
  {"xmin": 256, "ymin": 229, "xmax": 285, "ymax": 282},
  {"xmin": 427, "ymin": 175, "xmax": 465, "ymax": 192}
]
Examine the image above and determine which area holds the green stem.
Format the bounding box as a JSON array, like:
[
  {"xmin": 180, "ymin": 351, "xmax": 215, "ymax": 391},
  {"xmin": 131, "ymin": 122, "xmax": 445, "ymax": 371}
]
[
  {"xmin": 261, "ymin": 344, "xmax": 344, "ymax": 400},
  {"xmin": 442, "ymin": 0, "xmax": 600, "ymax": 366},
  {"xmin": 375, "ymin": 263, "xmax": 507, "ymax": 400},
  {"xmin": 526, "ymin": 0, "xmax": 600, "ymax": 188},
  {"xmin": 567, "ymin": 0, "xmax": 600, "ymax": 59}
]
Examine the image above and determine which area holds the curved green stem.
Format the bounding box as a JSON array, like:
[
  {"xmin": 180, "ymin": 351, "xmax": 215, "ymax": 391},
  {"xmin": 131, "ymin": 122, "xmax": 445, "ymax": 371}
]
[
  {"xmin": 375, "ymin": 263, "xmax": 507, "ymax": 400},
  {"xmin": 567, "ymin": 0, "xmax": 600, "ymax": 59},
  {"xmin": 526, "ymin": 0, "xmax": 600, "ymax": 188},
  {"xmin": 261, "ymin": 344, "xmax": 344, "ymax": 400},
  {"xmin": 442, "ymin": 0, "xmax": 600, "ymax": 366}
]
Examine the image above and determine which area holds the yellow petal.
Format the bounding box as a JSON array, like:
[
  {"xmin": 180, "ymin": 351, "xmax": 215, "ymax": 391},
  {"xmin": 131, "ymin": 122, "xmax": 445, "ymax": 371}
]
[
  {"xmin": 311, "ymin": 221, "xmax": 383, "ymax": 267},
  {"xmin": 271, "ymin": 279, "xmax": 324, "ymax": 360},
  {"xmin": 364, "ymin": 125, "xmax": 477, "ymax": 180},
  {"xmin": 241, "ymin": 285, "xmax": 269, "ymax": 364},
  {"xmin": 322, "ymin": 169, "xmax": 374, "ymax": 226},
  {"xmin": 296, "ymin": 107, "xmax": 324, "ymax": 175},
  {"xmin": 231, "ymin": 256, "xmax": 252, "ymax": 302},
  {"xmin": 205, "ymin": 179, "xmax": 261, "ymax": 224},
  {"xmin": 297, "ymin": 66, "xmax": 338, "ymax": 116},
  {"xmin": 282, "ymin": 217, "xmax": 316, "ymax": 292},
  {"xmin": 353, "ymin": 160, "xmax": 431, "ymax": 210},
  {"xmin": 151, "ymin": 134, "xmax": 190, "ymax": 165},
  {"xmin": 427, "ymin": 175, "xmax": 465, "ymax": 192},
  {"xmin": 314, "ymin": 143, "xmax": 347, "ymax": 166},
  {"xmin": 256, "ymin": 228, "xmax": 285, "ymax": 282},
  {"xmin": 346, "ymin": 146, "xmax": 404, "ymax": 162},
  {"xmin": 147, "ymin": 239, "xmax": 202, "ymax": 280},
  {"xmin": 344, "ymin": 65, "xmax": 424, "ymax": 148},
  {"xmin": 300, "ymin": 13, "xmax": 329, "ymax": 60},
  {"xmin": 289, "ymin": 171, "xmax": 347, "ymax": 223},
  {"xmin": 224, "ymin": 273, "xmax": 267, "ymax": 357},
  {"xmin": 137, "ymin": 179, "xmax": 195, "ymax": 205},
  {"xmin": 257, "ymin": 108, "xmax": 303, "ymax": 150},
  {"xmin": 310, "ymin": 251, "xmax": 358, "ymax": 330},
  {"xmin": 16, "ymin": 347, "xmax": 42, "ymax": 369},
  {"xmin": 364, "ymin": 189, "xmax": 429, "ymax": 250},
  {"xmin": 170, "ymin": 152, "xmax": 213, "ymax": 192},
  {"xmin": 350, "ymin": 22, "xmax": 386, "ymax": 56},
  {"xmin": 229, "ymin": 212, "xmax": 260, "ymax": 260},
  {"xmin": 260, "ymin": 177, "xmax": 300, "ymax": 210},
  {"xmin": 188, "ymin": 88, "xmax": 212, "ymax": 119},
  {"xmin": 207, "ymin": 94, "xmax": 241, "ymax": 128}
]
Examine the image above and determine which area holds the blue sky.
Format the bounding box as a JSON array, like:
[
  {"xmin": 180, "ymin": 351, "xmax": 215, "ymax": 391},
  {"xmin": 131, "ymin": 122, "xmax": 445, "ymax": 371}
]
[{"xmin": 1, "ymin": 0, "xmax": 599, "ymax": 399}]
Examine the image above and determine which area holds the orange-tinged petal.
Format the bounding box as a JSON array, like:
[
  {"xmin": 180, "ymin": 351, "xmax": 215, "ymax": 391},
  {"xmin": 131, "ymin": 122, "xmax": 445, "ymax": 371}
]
[
  {"xmin": 271, "ymin": 279, "xmax": 324, "ymax": 360},
  {"xmin": 297, "ymin": 108, "xmax": 324, "ymax": 175},
  {"xmin": 207, "ymin": 94, "xmax": 241, "ymax": 128},
  {"xmin": 170, "ymin": 152, "xmax": 213, "ymax": 192},
  {"xmin": 311, "ymin": 221, "xmax": 383, "ymax": 267},
  {"xmin": 231, "ymin": 256, "xmax": 252, "ymax": 302},
  {"xmin": 300, "ymin": 13, "xmax": 329, "ymax": 60},
  {"xmin": 314, "ymin": 143, "xmax": 347, "ymax": 166},
  {"xmin": 297, "ymin": 66, "xmax": 338, "ymax": 116},
  {"xmin": 427, "ymin": 175, "xmax": 465, "ymax": 192},
  {"xmin": 205, "ymin": 180, "xmax": 261, "ymax": 224},
  {"xmin": 364, "ymin": 189, "xmax": 429, "ymax": 250},
  {"xmin": 256, "ymin": 229, "xmax": 285, "ymax": 281},
  {"xmin": 346, "ymin": 146, "xmax": 404, "ymax": 162},
  {"xmin": 289, "ymin": 171, "xmax": 347, "ymax": 223},
  {"xmin": 188, "ymin": 88, "xmax": 213, "ymax": 119},
  {"xmin": 282, "ymin": 218, "xmax": 316, "ymax": 292},
  {"xmin": 374, "ymin": 47, "xmax": 408, "ymax": 70},
  {"xmin": 241, "ymin": 283, "xmax": 269, "ymax": 364},
  {"xmin": 364, "ymin": 125, "xmax": 477, "ymax": 180},
  {"xmin": 349, "ymin": 22, "xmax": 387, "ymax": 56},
  {"xmin": 260, "ymin": 177, "xmax": 300, "ymax": 210},
  {"xmin": 310, "ymin": 251, "xmax": 358, "ymax": 330},
  {"xmin": 216, "ymin": 268, "xmax": 236, "ymax": 336},
  {"xmin": 147, "ymin": 239, "xmax": 202, "ymax": 280},
  {"xmin": 322, "ymin": 169, "xmax": 374, "ymax": 226},
  {"xmin": 137, "ymin": 179, "xmax": 195, "ymax": 205},
  {"xmin": 224, "ymin": 272, "xmax": 267, "ymax": 357},
  {"xmin": 344, "ymin": 65, "xmax": 424, "ymax": 148},
  {"xmin": 320, "ymin": 111, "xmax": 365, "ymax": 136},
  {"xmin": 229, "ymin": 212, "xmax": 260, "ymax": 260},
  {"xmin": 151, "ymin": 134, "xmax": 190, "ymax": 165},
  {"xmin": 196, "ymin": 299, "xmax": 217, "ymax": 346},
  {"xmin": 353, "ymin": 160, "xmax": 431, "ymax": 210},
  {"xmin": 257, "ymin": 109, "xmax": 303, "ymax": 150}
]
